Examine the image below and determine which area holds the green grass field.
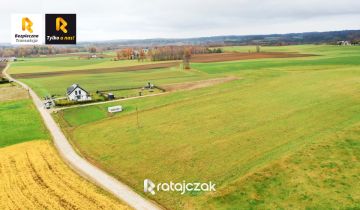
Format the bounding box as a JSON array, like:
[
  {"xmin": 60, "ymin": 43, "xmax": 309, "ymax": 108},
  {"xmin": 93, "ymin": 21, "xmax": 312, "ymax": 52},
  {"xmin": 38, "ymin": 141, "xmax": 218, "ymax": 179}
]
[
  {"xmin": 0, "ymin": 96, "xmax": 49, "ymax": 147},
  {"xmin": 0, "ymin": 75, "xmax": 49, "ymax": 147},
  {"xmin": 19, "ymin": 67, "xmax": 215, "ymax": 97},
  {"xmin": 209, "ymin": 123, "xmax": 360, "ymax": 209},
  {"xmin": 8, "ymin": 56, "xmax": 171, "ymax": 74},
  {"xmin": 25, "ymin": 45, "xmax": 360, "ymax": 209}
]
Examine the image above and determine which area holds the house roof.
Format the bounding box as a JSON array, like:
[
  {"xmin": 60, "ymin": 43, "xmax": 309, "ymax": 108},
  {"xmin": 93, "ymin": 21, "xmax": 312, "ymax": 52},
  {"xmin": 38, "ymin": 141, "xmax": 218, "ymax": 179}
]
[{"xmin": 67, "ymin": 84, "xmax": 88, "ymax": 95}]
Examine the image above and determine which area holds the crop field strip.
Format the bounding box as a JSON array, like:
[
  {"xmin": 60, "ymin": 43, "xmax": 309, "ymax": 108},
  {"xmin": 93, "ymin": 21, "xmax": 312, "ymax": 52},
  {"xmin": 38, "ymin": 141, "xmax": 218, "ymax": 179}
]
[
  {"xmin": 11, "ymin": 61, "xmax": 181, "ymax": 79},
  {"xmin": 190, "ymin": 52, "xmax": 314, "ymax": 63},
  {"xmin": 10, "ymin": 52, "xmax": 312, "ymax": 79},
  {"xmin": 8, "ymin": 56, "xmax": 174, "ymax": 74},
  {"xmin": 0, "ymin": 141, "xmax": 130, "ymax": 210}
]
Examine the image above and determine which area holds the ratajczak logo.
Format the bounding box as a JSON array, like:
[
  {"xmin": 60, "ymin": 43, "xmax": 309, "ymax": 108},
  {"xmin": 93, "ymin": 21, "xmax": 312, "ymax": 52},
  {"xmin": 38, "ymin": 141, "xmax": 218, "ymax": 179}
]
[
  {"xmin": 144, "ymin": 179, "xmax": 216, "ymax": 195},
  {"xmin": 45, "ymin": 14, "xmax": 76, "ymax": 44},
  {"xmin": 11, "ymin": 14, "xmax": 43, "ymax": 45}
]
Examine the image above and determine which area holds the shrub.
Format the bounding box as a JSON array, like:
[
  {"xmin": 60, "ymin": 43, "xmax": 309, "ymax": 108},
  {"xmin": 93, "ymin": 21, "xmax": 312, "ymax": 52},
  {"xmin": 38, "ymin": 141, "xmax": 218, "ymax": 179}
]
[
  {"xmin": 0, "ymin": 78, "xmax": 10, "ymax": 84},
  {"xmin": 54, "ymin": 94, "xmax": 106, "ymax": 107}
]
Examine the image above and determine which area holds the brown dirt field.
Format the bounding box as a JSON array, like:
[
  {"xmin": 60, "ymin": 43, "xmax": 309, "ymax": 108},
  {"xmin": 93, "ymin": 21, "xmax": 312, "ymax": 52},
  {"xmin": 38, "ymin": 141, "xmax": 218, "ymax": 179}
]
[
  {"xmin": 0, "ymin": 85, "xmax": 29, "ymax": 102},
  {"xmin": 161, "ymin": 76, "xmax": 238, "ymax": 92},
  {"xmin": 11, "ymin": 61, "xmax": 181, "ymax": 79},
  {"xmin": 191, "ymin": 52, "xmax": 314, "ymax": 63}
]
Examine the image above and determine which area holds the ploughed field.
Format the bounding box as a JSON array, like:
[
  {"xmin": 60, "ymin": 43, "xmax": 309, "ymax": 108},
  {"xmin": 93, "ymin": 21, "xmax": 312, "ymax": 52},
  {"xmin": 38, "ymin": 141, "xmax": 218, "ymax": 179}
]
[
  {"xmin": 0, "ymin": 85, "xmax": 130, "ymax": 209},
  {"xmin": 10, "ymin": 45, "xmax": 360, "ymax": 209}
]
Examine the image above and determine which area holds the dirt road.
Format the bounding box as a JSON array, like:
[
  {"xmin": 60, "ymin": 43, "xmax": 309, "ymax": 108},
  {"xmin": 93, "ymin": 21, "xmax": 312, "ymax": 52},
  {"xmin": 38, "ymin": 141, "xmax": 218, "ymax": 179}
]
[{"xmin": 3, "ymin": 64, "xmax": 161, "ymax": 210}]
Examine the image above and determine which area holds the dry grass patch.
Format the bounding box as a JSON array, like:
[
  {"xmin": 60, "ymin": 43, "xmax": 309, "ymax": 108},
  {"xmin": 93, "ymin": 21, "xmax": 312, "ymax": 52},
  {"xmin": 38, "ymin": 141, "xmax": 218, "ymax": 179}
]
[
  {"xmin": 161, "ymin": 76, "xmax": 238, "ymax": 92},
  {"xmin": 0, "ymin": 85, "xmax": 29, "ymax": 102}
]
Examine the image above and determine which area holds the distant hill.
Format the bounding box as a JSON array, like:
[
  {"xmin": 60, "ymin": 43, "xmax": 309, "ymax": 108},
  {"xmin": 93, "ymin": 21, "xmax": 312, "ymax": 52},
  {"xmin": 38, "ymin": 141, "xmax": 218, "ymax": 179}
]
[
  {"xmin": 79, "ymin": 30, "xmax": 360, "ymax": 47},
  {"xmin": 1, "ymin": 30, "xmax": 359, "ymax": 48}
]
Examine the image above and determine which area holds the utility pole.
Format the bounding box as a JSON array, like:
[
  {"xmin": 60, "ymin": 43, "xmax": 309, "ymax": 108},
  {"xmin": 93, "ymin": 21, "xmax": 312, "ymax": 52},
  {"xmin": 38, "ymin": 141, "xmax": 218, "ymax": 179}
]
[{"xmin": 136, "ymin": 106, "xmax": 139, "ymax": 128}]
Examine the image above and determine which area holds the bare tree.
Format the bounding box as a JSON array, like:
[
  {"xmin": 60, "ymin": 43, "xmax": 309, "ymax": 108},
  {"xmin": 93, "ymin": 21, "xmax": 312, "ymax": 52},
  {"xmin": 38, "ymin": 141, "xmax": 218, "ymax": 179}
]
[
  {"xmin": 256, "ymin": 45, "xmax": 261, "ymax": 53},
  {"xmin": 183, "ymin": 48, "xmax": 191, "ymax": 70},
  {"xmin": 116, "ymin": 50, "xmax": 122, "ymax": 60},
  {"xmin": 89, "ymin": 47, "xmax": 97, "ymax": 54},
  {"xmin": 139, "ymin": 50, "xmax": 146, "ymax": 62}
]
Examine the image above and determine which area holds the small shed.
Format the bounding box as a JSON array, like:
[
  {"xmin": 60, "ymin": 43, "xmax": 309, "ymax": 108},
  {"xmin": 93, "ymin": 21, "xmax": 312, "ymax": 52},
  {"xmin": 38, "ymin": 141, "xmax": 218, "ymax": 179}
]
[{"xmin": 108, "ymin": 93, "xmax": 115, "ymax": 100}]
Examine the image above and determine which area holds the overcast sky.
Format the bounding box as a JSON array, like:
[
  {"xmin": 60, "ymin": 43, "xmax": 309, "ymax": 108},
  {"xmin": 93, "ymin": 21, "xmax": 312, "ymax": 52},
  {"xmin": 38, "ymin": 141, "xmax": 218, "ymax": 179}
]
[{"xmin": 1, "ymin": 0, "xmax": 360, "ymax": 42}]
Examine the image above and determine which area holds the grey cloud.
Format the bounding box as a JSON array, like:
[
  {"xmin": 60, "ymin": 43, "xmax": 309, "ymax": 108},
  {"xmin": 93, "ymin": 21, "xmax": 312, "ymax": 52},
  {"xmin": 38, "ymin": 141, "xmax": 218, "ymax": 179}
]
[{"xmin": 1, "ymin": 0, "xmax": 360, "ymax": 42}]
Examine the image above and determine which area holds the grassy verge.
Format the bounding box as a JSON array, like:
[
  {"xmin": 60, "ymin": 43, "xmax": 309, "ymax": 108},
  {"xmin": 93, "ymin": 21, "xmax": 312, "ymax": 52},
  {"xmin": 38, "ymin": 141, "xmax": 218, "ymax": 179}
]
[{"xmin": 0, "ymin": 99, "xmax": 49, "ymax": 147}]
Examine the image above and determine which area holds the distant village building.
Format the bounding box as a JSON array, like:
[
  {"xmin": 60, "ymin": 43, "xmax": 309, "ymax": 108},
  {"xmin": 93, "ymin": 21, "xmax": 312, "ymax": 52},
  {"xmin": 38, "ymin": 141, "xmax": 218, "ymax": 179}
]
[
  {"xmin": 66, "ymin": 84, "xmax": 91, "ymax": 101},
  {"xmin": 129, "ymin": 48, "xmax": 148, "ymax": 60},
  {"xmin": 337, "ymin": 41, "xmax": 351, "ymax": 46},
  {"xmin": 131, "ymin": 50, "xmax": 140, "ymax": 60},
  {"xmin": 0, "ymin": 57, "xmax": 17, "ymax": 62},
  {"xmin": 142, "ymin": 48, "xmax": 149, "ymax": 54}
]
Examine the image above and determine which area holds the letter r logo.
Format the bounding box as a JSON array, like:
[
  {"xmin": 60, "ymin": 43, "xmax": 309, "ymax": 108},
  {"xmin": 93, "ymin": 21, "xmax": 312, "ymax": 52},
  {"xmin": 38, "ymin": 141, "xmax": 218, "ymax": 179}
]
[
  {"xmin": 22, "ymin": 17, "xmax": 33, "ymax": 33},
  {"xmin": 56, "ymin": 17, "xmax": 68, "ymax": 33},
  {"xmin": 144, "ymin": 179, "xmax": 156, "ymax": 195}
]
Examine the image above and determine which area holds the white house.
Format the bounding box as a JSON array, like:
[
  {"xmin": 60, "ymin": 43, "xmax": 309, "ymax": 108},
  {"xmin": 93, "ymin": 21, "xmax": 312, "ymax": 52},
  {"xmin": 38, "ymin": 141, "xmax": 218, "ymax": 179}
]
[
  {"xmin": 0, "ymin": 57, "xmax": 17, "ymax": 62},
  {"xmin": 66, "ymin": 84, "xmax": 91, "ymax": 101},
  {"xmin": 337, "ymin": 41, "xmax": 351, "ymax": 46}
]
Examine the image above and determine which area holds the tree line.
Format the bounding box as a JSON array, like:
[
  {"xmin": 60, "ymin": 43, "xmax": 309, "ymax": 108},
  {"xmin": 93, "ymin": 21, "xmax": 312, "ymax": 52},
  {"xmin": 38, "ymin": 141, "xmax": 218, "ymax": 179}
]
[
  {"xmin": 0, "ymin": 46, "xmax": 86, "ymax": 57},
  {"xmin": 0, "ymin": 45, "xmax": 223, "ymax": 61}
]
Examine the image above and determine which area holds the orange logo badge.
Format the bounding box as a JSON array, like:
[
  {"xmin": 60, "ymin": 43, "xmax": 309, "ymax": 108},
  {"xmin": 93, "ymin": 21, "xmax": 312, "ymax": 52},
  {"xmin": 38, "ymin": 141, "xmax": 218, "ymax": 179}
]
[
  {"xmin": 56, "ymin": 17, "xmax": 68, "ymax": 33},
  {"xmin": 22, "ymin": 17, "xmax": 33, "ymax": 33}
]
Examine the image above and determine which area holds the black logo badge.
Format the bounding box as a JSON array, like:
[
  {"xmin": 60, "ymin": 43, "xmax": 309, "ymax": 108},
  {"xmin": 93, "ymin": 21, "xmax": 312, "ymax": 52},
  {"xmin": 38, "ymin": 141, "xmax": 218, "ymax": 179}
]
[{"xmin": 45, "ymin": 14, "xmax": 76, "ymax": 44}]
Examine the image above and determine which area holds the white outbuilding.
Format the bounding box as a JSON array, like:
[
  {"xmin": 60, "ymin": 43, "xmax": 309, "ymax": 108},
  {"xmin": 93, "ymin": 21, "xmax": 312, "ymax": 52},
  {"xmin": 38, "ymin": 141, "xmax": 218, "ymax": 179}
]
[{"xmin": 66, "ymin": 84, "xmax": 91, "ymax": 101}]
